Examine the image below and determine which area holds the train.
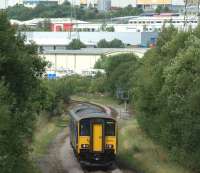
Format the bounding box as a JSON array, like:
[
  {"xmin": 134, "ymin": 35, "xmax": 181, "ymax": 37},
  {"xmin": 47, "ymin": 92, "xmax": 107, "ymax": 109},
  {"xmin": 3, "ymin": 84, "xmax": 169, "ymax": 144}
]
[{"xmin": 69, "ymin": 102, "xmax": 117, "ymax": 167}]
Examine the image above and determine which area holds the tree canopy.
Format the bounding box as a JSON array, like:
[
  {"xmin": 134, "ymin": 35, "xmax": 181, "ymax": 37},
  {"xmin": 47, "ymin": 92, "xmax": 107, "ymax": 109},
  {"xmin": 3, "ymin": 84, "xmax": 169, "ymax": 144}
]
[
  {"xmin": 0, "ymin": 13, "xmax": 47, "ymax": 173},
  {"xmin": 134, "ymin": 25, "xmax": 200, "ymax": 171},
  {"xmin": 6, "ymin": 3, "xmax": 143, "ymax": 21},
  {"xmin": 97, "ymin": 39, "xmax": 125, "ymax": 48},
  {"xmin": 67, "ymin": 39, "xmax": 86, "ymax": 49},
  {"xmin": 95, "ymin": 25, "xmax": 200, "ymax": 171}
]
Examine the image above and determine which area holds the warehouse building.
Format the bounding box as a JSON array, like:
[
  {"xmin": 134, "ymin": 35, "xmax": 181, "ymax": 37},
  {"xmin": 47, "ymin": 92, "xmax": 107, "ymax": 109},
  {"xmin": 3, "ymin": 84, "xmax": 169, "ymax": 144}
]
[
  {"xmin": 23, "ymin": 31, "xmax": 158, "ymax": 51},
  {"xmin": 41, "ymin": 48, "xmax": 147, "ymax": 76}
]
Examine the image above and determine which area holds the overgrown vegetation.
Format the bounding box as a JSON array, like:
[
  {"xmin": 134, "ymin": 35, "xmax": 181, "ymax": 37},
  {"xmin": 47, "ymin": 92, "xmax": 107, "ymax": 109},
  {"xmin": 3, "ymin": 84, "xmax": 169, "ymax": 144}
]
[
  {"xmin": 134, "ymin": 26, "xmax": 200, "ymax": 171},
  {"xmin": 32, "ymin": 113, "xmax": 68, "ymax": 157},
  {"xmin": 0, "ymin": 13, "xmax": 85, "ymax": 173},
  {"xmin": 1, "ymin": 9, "xmax": 200, "ymax": 172},
  {"xmin": 6, "ymin": 3, "xmax": 143, "ymax": 21},
  {"xmin": 94, "ymin": 25, "xmax": 200, "ymax": 171},
  {"xmin": 155, "ymin": 5, "xmax": 171, "ymax": 14},
  {"xmin": 95, "ymin": 53, "xmax": 140, "ymax": 97},
  {"xmin": 118, "ymin": 118, "xmax": 192, "ymax": 173},
  {"xmin": 0, "ymin": 13, "xmax": 47, "ymax": 173}
]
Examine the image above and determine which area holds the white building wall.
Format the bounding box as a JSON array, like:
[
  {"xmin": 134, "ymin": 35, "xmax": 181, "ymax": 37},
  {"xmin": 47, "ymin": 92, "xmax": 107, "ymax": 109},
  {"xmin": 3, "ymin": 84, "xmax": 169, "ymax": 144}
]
[{"xmin": 43, "ymin": 54, "xmax": 101, "ymax": 73}]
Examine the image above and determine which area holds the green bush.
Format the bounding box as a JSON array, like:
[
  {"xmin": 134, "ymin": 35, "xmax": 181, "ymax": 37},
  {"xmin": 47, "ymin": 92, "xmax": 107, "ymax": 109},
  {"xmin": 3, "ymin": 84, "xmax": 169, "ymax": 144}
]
[
  {"xmin": 0, "ymin": 13, "xmax": 47, "ymax": 173},
  {"xmin": 134, "ymin": 25, "xmax": 200, "ymax": 171}
]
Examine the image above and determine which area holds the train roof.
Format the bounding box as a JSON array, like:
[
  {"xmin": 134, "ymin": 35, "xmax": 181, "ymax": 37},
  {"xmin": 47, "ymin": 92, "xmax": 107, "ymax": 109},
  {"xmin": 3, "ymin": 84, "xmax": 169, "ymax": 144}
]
[{"xmin": 69, "ymin": 104, "xmax": 115, "ymax": 121}]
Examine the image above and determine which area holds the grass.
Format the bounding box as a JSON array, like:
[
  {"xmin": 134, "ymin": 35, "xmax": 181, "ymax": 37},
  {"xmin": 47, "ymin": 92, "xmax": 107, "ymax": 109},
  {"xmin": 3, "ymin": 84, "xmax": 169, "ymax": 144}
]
[
  {"xmin": 73, "ymin": 94, "xmax": 193, "ymax": 173},
  {"xmin": 118, "ymin": 118, "xmax": 192, "ymax": 173},
  {"xmin": 32, "ymin": 112, "xmax": 69, "ymax": 158}
]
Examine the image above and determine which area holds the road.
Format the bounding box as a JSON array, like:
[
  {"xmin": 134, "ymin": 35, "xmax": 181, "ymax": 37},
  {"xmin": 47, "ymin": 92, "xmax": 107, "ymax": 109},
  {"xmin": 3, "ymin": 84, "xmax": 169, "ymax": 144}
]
[{"xmin": 38, "ymin": 127, "xmax": 135, "ymax": 173}]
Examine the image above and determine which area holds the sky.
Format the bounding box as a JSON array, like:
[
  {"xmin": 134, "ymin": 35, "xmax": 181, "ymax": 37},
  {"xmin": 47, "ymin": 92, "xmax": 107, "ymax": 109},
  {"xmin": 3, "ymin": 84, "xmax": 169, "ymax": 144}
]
[{"xmin": 0, "ymin": 0, "xmax": 19, "ymax": 9}]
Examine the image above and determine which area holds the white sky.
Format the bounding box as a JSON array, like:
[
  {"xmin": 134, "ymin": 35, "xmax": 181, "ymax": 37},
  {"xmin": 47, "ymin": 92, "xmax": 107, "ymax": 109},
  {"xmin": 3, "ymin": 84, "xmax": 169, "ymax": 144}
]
[{"xmin": 0, "ymin": 0, "xmax": 20, "ymax": 9}]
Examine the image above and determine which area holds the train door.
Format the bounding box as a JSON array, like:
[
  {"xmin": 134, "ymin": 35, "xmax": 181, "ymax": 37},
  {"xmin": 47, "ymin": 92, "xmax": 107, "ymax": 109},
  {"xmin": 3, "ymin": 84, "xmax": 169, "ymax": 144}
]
[{"xmin": 92, "ymin": 124, "xmax": 103, "ymax": 152}]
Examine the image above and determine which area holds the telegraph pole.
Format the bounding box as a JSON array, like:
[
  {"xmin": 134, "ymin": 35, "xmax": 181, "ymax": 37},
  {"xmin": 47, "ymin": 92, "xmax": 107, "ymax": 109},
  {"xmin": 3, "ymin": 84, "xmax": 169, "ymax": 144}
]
[
  {"xmin": 184, "ymin": 0, "xmax": 188, "ymax": 31},
  {"xmin": 198, "ymin": 0, "xmax": 200, "ymax": 24},
  {"xmin": 5, "ymin": 0, "xmax": 8, "ymax": 9}
]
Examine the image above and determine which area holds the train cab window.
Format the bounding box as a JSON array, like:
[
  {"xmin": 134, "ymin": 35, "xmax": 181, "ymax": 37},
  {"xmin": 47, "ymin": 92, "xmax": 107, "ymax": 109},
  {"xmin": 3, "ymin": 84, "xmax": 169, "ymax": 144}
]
[
  {"xmin": 80, "ymin": 119, "xmax": 90, "ymax": 136},
  {"xmin": 105, "ymin": 120, "xmax": 115, "ymax": 136}
]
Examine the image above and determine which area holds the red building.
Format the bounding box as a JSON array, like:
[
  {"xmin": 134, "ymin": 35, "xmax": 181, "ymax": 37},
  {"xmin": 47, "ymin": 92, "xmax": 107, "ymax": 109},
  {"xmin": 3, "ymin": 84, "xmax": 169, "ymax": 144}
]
[{"xmin": 51, "ymin": 23, "xmax": 73, "ymax": 32}]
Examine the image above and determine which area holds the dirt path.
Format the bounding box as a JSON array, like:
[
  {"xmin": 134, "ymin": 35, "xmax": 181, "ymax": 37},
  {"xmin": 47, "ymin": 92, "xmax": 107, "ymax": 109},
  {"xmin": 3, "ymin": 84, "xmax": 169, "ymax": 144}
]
[{"xmin": 37, "ymin": 127, "xmax": 136, "ymax": 173}]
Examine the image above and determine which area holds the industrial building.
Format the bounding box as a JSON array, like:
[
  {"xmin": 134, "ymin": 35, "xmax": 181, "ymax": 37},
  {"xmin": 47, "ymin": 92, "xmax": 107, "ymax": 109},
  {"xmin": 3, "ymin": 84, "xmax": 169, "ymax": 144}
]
[
  {"xmin": 136, "ymin": 0, "xmax": 172, "ymax": 10},
  {"xmin": 11, "ymin": 12, "xmax": 199, "ymax": 33},
  {"xmin": 23, "ymin": 31, "xmax": 158, "ymax": 50},
  {"xmin": 22, "ymin": 31, "xmax": 152, "ymax": 76},
  {"xmin": 128, "ymin": 15, "xmax": 198, "ymax": 31},
  {"xmin": 41, "ymin": 48, "xmax": 147, "ymax": 76}
]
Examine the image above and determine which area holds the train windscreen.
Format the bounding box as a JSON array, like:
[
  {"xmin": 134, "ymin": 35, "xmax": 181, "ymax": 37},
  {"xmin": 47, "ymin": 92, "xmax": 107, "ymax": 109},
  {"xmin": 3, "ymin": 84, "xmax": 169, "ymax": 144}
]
[
  {"xmin": 105, "ymin": 120, "xmax": 115, "ymax": 136},
  {"xmin": 80, "ymin": 119, "xmax": 90, "ymax": 136}
]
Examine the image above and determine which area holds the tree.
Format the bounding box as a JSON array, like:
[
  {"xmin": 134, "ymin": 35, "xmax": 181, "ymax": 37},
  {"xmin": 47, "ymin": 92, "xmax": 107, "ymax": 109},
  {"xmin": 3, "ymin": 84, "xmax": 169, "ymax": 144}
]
[
  {"xmin": 155, "ymin": 5, "xmax": 171, "ymax": 14},
  {"xmin": 134, "ymin": 24, "xmax": 200, "ymax": 170},
  {"xmin": 97, "ymin": 39, "xmax": 125, "ymax": 48},
  {"xmin": 155, "ymin": 5, "xmax": 162, "ymax": 13},
  {"xmin": 95, "ymin": 53, "xmax": 140, "ymax": 96},
  {"xmin": 0, "ymin": 13, "xmax": 47, "ymax": 173},
  {"xmin": 67, "ymin": 39, "xmax": 86, "ymax": 49},
  {"xmin": 6, "ymin": 3, "xmax": 143, "ymax": 21},
  {"xmin": 97, "ymin": 39, "xmax": 110, "ymax": 48},
  {"xmin": 110, "ymin": 39, "xmax": 125, "ymax": 48}
]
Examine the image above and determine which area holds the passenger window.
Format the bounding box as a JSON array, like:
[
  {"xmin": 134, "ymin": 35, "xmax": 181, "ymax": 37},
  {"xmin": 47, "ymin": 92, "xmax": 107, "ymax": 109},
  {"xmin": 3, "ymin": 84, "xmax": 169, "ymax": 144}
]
[
  {"xmin": 80, "ymin": 119, "xmax": 90, "ymax": 136},
  {"xmin": 105, "ymin": 120, "xmax": 115, "ymax": 136}
]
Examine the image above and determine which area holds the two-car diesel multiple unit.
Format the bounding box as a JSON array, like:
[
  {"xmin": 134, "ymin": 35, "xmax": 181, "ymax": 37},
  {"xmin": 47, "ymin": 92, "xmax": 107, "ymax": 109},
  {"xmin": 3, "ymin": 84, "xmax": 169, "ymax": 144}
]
[{"xmin": 69, "ymin": 103, "xmax": 117, "ymax": 167}]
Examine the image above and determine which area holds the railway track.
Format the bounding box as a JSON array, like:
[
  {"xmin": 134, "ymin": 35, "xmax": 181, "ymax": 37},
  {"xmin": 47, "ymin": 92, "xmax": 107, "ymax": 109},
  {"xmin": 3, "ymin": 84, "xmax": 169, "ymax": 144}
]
[
  {"xmin": 38, "ymin": 100, "xmax": 136, "ymax": 173},
  {"xmin": 70, "ymin": 100, "xmax": 118, "ymax": 118}
]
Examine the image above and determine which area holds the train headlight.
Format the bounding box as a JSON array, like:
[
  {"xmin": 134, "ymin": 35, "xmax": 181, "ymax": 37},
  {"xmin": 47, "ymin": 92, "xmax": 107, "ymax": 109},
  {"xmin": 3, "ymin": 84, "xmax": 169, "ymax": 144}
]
[
  {"xmin": 106, "ymin": 144, "xmax": 114, "ymax": 149},
  {"xmin": 81, "ymin": 144, "xmax": 89, "ymax": 148}
]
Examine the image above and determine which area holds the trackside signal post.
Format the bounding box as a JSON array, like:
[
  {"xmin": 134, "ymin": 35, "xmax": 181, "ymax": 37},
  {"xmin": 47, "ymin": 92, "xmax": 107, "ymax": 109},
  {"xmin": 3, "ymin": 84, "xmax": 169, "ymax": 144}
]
[{"xmin": 116, "ymin": 88, "xmax": 130, "ymax": 113}]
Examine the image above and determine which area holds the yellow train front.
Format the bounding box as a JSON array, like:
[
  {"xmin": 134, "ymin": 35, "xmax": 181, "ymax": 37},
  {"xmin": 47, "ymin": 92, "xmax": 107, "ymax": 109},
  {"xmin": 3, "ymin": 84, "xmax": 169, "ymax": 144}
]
[{"xmin": 69, "ymin": 104, "xmax": 117, "ymax": 167}]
